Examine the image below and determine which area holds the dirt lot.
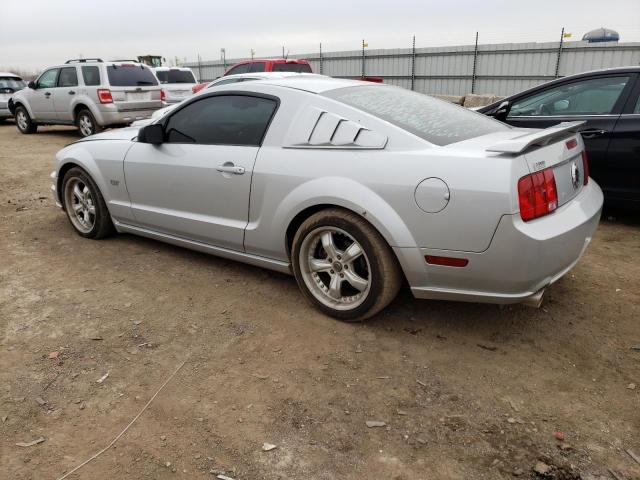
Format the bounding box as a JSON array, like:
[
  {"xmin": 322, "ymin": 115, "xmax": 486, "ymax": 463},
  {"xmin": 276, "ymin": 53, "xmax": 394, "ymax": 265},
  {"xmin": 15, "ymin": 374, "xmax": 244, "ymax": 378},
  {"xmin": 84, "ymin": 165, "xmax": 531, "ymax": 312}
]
[{"xmin": 1, "ymin": 123, "xmax": 639, "ymax": 480}]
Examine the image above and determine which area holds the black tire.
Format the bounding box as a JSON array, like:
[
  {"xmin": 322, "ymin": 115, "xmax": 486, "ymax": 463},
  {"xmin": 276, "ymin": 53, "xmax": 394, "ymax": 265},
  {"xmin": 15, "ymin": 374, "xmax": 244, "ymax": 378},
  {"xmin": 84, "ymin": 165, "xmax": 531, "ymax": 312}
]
[
  {"xmin": 61, "ymin": 167, "xmax": 115, "ymax": 239},
  {"xmin": 76, "ymin": 109, "xmax": 102, "ymax": 137},
  {"xmin": 291, "ymin": 208, "xmax": 402, "ymax": 322},
  {"xmin": 15, "ymin": 106, "xmax": 37, "ymax": 134}
]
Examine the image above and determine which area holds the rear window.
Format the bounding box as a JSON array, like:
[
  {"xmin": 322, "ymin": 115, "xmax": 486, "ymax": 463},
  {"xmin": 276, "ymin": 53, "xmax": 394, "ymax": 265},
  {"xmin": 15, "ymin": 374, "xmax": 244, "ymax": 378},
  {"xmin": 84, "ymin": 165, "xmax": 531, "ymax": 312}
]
[
  {"xmin": 107, "ymin": 65, "xmax": 158, "ymax": 87},
  {"xmin": 324, "ymin": 85, "xmax": 509, "ymax": 146},
  {"xmin": 0, "ymin": 76, "xmax": 26, "ymax": 92},
  {"xmin": 272, "ymin": 63, "xmax": 312, "ymax": 73},
  {"xmin": 156, "ymin": 70, "xmax": 196, "ymax": 84}
]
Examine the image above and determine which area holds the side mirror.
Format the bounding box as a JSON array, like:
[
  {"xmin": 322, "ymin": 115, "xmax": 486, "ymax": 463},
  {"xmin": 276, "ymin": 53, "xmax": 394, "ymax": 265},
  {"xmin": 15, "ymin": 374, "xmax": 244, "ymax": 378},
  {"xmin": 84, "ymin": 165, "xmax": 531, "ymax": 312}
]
[
  {"xmin": 138, "ymin": 123, "xmax": 164, "ymax": 144},
  {"xmin": 28, "ymin": 81, "xmax": 36, "ymax": 89},
  {"xmin": 491, "ymin": 100, "xmax": 510, "ymax": 121}
]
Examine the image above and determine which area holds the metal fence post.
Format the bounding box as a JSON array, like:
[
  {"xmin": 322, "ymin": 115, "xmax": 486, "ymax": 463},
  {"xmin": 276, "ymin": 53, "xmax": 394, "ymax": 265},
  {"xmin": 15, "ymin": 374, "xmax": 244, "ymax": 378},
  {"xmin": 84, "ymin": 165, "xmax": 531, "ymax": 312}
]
[
  {"xmin": 361, "ymin": 39, "xmax": 366, "ymax": 78},
  {"xmin": 197, "ymin": 54, "xmax": 202, "ymax": 82},
  {"xmin": 319, "ymin": 42, "xmax": 323, "ymax": 74},
  {"xmin": 471, "ymin": 32, "xmax": 479, "ymax": 94},
  {"xmin": 410, "ymin": 35, "xmax": 416, "ymax": 91},
  {"xmin": 555, "ymin": 27, "xmax": 565, "ymax": 78}
]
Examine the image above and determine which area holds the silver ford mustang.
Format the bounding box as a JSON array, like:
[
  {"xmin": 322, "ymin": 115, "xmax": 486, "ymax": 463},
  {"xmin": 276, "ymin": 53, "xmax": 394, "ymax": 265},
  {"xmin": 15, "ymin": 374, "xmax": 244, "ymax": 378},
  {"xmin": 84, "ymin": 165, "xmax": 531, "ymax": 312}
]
[{"xmin": 51, "ymin": 76, "xmax": 603, "ymax": 321}]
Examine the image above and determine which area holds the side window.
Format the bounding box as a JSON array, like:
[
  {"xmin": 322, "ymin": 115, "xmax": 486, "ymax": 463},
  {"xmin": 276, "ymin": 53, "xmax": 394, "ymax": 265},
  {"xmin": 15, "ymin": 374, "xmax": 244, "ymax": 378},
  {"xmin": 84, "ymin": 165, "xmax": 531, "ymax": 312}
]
[
  {"xmin": 36, "ymin": 69, "xmax": 59, "ymax": 89},
  {"xmin": 165, "ymin": 95, "xmax": 277, "ymax": 146},
  {"xmin": 634, "ymin": 94, "xmax": 640, "ymax": 114},
  {"xmin": 82, "ymin": 66, "xmax": 101, "ymax": 86},
  {"xmin": 225, "ymin": 64, "xmax": 250, "ymax": 76},
  {"xmin": 509, "ymin": 76, "xmax": 630, "ymax": 117},
  {"xmin": 58, "ymin": 67, "xmax": 78, "ymax": 87},
  {"xmin": 249, "ymin": 62, "xmax": 266, "ymax": 73}
]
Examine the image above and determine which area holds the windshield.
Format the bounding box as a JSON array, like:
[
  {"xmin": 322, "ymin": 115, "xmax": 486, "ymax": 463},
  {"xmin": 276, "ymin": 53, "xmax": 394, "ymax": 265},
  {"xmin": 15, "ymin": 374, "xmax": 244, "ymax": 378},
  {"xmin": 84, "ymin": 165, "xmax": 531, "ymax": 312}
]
[
  {"xmin": 324, "ymin": 85, "xmax": 510, "ymax": 146},
  {"xmin": 0, "ymin": 76, "xmax": 26, "ymax": 92},
  {"xmin": 107, "ymin": 65, "xmax": 158, "ymax": 87},
  {"xmin": 272, "ymin": 63, "xmax": 312, "ymax": 73},
  {"xmin": 156, "ymin": 70, "xmax": 196, "ymax": 84}
]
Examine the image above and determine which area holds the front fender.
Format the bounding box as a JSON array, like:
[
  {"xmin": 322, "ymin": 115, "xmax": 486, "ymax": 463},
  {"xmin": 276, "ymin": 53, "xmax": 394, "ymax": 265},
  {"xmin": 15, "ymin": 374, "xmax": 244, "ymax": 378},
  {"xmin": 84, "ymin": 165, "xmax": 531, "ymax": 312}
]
[
  {"xmin": 55, "ymin": 140, "xmax": 136, "ymax": 223},
  {"xmin": 244, "ymin": 176, "xmax": 417, "ymax": 261}
]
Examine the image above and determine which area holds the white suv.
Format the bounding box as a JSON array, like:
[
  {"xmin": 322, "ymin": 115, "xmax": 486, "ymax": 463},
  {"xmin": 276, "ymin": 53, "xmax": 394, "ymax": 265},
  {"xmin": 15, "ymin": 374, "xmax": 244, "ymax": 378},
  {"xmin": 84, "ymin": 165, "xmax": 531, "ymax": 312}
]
[
  {"xmin": 153, "ymin": 67, "xmax": 197, "ymax": 105},
  {"xmin": 9, "ymin": 59, "xmax": 163, "ymax": 137}
]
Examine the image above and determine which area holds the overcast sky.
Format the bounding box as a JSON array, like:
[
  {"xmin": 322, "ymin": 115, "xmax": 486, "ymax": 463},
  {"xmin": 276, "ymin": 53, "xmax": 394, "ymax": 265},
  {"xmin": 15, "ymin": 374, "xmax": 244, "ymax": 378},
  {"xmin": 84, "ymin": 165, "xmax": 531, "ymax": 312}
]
[{"xmin": 1, "ymin": 0, "xmax": 639, "ymax": 71}]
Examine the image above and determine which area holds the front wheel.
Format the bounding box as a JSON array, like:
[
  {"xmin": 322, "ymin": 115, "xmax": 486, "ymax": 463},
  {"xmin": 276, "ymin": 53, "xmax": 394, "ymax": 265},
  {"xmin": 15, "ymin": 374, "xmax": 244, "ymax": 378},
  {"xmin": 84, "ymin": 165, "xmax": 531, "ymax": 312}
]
[
  {"xmin": 291, "ymin": 208, "xmax": 402, "ymax": 322},
  {"xmin": 62, "ymin": 167, "xmax": 114, "ymax": 239},
  {"xmin": 15, "ymin": 106, "xmax": 37, "ymax": 134}
]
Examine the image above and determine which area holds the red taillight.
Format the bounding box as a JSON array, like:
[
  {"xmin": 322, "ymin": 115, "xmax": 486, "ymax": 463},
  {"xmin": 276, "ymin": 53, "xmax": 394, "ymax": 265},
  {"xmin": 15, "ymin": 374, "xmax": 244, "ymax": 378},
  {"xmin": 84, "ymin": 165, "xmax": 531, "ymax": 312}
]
[
  {"xmin": 425, "ymin": 255, "xmax": 469, "ymax": 267},
  {"xmin": 518, "ymin": 167, "xmax": 558, "ymax": 221},
  {"xmin": 97, "ymin": 89, "xmax": 112, "ymax": 104},
  {"xmin": 581, "ymin": 150, "xmax": 589, "ymax": 185},
  {"xmin": 565, "ymin": 138, "xmax": 578, "ymax": 150},
  {"xmin": 160, "ymin": 89, "xmax": 166, "ymax": 101}
]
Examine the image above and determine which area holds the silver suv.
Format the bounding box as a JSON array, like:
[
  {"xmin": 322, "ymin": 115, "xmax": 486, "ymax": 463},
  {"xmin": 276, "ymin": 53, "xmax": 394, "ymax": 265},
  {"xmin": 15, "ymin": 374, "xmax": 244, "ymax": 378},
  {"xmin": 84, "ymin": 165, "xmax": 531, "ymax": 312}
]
[{"xmin": 9, "ymin": 59, "xmax": 162, "ymax": 137}]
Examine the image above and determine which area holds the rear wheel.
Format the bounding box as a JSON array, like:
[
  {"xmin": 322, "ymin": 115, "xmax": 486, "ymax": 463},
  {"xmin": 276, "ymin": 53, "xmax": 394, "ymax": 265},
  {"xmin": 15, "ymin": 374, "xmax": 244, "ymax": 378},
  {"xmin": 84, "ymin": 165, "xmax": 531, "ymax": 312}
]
[
  {"xmin": 76, "ymin": 109, "xmax": 101, "ymax": 137},
  {"xmin": 15, "ymin": 106, "xmax": 37, "ymax": 134},
  {"xmin": 62, "ymin": 167, "xmax": 114, "ymax": 239},
  {"xmin": 292, "ymin": 208, "xmax": 402, "ymax": 322}
]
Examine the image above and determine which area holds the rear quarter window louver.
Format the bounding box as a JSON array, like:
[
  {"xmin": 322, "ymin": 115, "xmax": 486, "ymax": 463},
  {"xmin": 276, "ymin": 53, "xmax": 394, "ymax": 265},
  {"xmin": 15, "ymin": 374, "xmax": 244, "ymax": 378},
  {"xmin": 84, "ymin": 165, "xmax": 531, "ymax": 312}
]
[{"xmin": 284, "ymin": 107, "xmax": 387, "ymax": 149}]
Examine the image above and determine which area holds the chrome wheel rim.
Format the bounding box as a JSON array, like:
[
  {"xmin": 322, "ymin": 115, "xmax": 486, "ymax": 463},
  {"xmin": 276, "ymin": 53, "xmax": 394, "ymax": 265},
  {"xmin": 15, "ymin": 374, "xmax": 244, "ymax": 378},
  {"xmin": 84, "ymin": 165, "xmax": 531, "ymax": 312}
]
[
  {"xmin": 299, "ymin": 227, "xmax": 371, "ymax": 310},
  {"xmin": 16, "ymin": 110, "xmax": 28, "ymax": 130},
  {"xmin": 78, "ymin": 114, "xmax": 93, "ymax": 137},
  {"xmin": 64, "ymin": 177, "xmax": 95, "ymax": 233}
]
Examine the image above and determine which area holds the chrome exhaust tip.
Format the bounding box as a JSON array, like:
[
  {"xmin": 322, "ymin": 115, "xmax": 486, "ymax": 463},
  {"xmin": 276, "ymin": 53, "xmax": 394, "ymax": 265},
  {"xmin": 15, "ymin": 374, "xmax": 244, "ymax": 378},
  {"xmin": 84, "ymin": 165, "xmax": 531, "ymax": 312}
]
[{"xmin": 522, "ymin": 289, "xmax": 545, "ymax": 308}]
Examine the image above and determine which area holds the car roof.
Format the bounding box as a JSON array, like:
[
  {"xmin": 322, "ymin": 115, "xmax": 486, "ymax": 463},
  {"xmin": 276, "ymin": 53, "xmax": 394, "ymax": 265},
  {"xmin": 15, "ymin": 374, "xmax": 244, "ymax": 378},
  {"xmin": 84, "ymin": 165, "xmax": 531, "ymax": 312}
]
[
  {"xmin": 154, "ymin": 66, "xmax": 193, "ymax": 71},
  {"xmin": 234, "ymin": 58, "xmax": 309, "ymax": 64},
  {"xmin": 0, "ymin": 72, "xmax": 21, "ymax": 77},
  {"xmin": 213, "ymin": 72, "xmax": 323, "ymax": 81},
  {"xmin": 245, "ymin": 75, "xmax": 381, "ymax": 94}
]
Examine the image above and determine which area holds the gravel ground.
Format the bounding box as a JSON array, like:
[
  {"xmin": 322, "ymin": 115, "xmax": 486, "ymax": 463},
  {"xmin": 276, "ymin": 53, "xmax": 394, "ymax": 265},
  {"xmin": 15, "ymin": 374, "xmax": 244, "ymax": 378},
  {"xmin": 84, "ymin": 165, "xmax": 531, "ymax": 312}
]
[{"xmin": 1, "ymin": 123, "xmax": 639, "ymax": 480}]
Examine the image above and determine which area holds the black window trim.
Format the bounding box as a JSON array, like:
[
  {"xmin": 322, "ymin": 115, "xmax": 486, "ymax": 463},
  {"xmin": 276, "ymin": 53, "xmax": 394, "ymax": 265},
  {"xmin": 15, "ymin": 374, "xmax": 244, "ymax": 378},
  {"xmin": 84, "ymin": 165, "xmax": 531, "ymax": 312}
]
[
  {"xmin": 620, "ymin": 73, "xmax": 640, "ymax": 115},
  {"xmin": 57, "ymin": 66, "xmax": 79, "ymax": 88},
  {"xmin": 505, "ymin": 73, "xmax": 636, "ymax": 118},
  {"xmin": 159, "ymin": 90, "xmax": 281, "ymax": 147},
  {"xmin": 36, "ymin": 68, "xmax": 61, "ymax": 89}
]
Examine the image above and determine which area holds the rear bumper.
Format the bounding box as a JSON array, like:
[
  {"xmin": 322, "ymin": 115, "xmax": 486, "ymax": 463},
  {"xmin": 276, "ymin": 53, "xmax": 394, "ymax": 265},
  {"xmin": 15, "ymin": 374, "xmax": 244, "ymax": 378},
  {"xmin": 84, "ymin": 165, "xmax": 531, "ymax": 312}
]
[
  {"xmin": 93, "ymin": 104, "xmax": 162, "ymax": 126},
  {"xmin": 397, "ymin": 181, "xmax": 603, "ymax": 305}
]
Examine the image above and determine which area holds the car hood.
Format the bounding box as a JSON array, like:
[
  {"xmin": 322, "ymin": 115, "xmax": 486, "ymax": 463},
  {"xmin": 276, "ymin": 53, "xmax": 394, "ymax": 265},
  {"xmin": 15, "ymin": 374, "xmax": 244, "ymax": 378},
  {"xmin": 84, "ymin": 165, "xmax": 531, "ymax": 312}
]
[{"xmin": 75, "ymin": 126, "xmax": 141, "ymax": 143}]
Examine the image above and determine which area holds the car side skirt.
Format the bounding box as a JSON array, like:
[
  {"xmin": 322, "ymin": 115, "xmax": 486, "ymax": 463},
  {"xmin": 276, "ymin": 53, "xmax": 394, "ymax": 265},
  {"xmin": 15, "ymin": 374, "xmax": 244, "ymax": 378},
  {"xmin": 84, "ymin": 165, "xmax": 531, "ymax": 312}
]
[{"xmin": 114, "ymin": 221, "xmax": 292, "ymax": 275}]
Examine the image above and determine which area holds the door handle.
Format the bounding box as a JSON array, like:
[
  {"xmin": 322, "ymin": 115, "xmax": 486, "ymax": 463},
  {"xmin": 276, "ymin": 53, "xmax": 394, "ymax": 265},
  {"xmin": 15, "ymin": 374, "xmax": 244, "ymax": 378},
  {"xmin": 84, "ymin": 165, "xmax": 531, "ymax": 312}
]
[
  {"xmin": 44, "ymin": 92, "xmax": 51, "ymax": 97},
  {"xmin": 216, "ymin": 164, "xmax": 245, "ymax": 175},
  {"xmin": 68, "ymin": 90, "xmax": 76, "ymax": 95},
  {"xmin": 580, "ymin": 129, "xmax": 606, "ymax": 139}
]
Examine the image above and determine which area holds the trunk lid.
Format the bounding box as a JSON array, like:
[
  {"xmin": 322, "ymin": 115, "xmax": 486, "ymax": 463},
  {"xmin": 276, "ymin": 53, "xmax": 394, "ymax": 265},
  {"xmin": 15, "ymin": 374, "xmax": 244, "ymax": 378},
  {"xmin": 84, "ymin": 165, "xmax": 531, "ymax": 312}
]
[{"xmin": 486, "ymin": 121, "xmax": 587, "ymax": 207}]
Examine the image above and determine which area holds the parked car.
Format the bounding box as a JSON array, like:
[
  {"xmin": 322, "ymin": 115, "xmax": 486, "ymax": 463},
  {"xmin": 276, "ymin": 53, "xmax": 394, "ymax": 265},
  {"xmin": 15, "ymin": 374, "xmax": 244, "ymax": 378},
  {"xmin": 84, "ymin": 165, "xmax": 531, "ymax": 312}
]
[
  {"xmin": 224, "ymin": 58, "xmax": 312, "ymax": 76},
  {"xmin": 51, "ymin": 77, "xmax": 602, "ymax": 321},
  {"xmin": 478, "ymin": 67, "xmax": 640, "ymax": 208},
  {"xmin": 153, "ymin": 67, "xmax": 197, "ymax": 105},
  {"xmin": 9, "ymin": 59, "xmax": 162, "ymax": 137},
  {"xmin": 0, "ymin": 72, "xmax": 26, "ymax": 120},
  {"xmin": 133, "ymin": 72, "xmax": 326, "ymax": 126},
  {"xmin": 191, "ymin": 60, "xmax": 314, "ymax": 94}
]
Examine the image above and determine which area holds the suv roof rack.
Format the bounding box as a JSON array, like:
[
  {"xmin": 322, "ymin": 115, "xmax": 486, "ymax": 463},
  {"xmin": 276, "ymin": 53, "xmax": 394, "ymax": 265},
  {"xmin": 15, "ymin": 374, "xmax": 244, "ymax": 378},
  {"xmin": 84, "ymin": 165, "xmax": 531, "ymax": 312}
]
[
  {"xmin": 65, "ymin": 58, "xmax": 103, "ymax": 64},
  {"xmin": 110, "ymin": 59, "xmax": 141, "ymax": 63}
]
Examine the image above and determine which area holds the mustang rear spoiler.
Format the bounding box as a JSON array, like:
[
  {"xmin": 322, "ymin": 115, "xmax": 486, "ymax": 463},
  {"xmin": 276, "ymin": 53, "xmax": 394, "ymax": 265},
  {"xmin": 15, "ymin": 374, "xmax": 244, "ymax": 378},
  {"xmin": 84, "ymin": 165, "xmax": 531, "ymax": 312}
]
[{"xmin": 486, "ymin": 121, "xmax": 586, "ymax": 154}]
